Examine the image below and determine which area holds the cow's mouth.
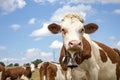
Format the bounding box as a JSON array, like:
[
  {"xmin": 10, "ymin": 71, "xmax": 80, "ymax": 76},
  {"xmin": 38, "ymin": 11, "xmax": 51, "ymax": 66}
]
[{"xmin": 62, "ymin": 50, "xmax": 82, "ymax": 68}]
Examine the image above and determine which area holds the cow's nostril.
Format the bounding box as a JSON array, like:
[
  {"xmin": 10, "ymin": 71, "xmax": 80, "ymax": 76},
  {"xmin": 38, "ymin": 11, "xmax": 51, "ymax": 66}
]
[
  {"xmin": 78, "ymin": 42, "xmax": 81, "ymax": 45},
  {"xmin": 69, "ymin": 42, "xmax": 73, "ymax": 45},
  {"xmin": 69, "ymin": 40, "xmax": 81, "ymax": 47}
]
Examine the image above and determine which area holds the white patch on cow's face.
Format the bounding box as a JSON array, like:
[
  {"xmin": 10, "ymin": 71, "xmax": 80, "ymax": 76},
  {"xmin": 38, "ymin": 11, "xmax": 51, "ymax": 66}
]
[
  {"xmin": 60, "ymin": 16, "xmax": 84, "ymax": 54},
  {"xmin": 30, "ymin": 63, "xmax": 35, "ymax": 72}
]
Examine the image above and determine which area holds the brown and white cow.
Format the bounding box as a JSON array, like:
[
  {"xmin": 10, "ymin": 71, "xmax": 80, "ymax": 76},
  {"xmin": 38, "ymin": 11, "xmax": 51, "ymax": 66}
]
[
  {"xmin": 38, "ymin": 62, "xmax": 72, "ymax": 80},
  {"xmin": 5, "ymin": 64, "xmax": 35, "ymax": 80},
  {"xmin": 48, "ymin": 13, "xmax": 120, "ymax": 80},
  {"xmin": 0, "ymin": 64, "xmax": 5, "ymax": 80}
]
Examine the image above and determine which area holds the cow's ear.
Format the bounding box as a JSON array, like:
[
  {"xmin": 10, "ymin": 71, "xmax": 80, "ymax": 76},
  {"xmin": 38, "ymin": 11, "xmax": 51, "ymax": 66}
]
[
  {"xmin": 84, "ymin": 23, "xmax": 98, "ymax": 34},
  {"xmin": 48, "ymin": 23, "xmax": 61, "ymax": 34}
]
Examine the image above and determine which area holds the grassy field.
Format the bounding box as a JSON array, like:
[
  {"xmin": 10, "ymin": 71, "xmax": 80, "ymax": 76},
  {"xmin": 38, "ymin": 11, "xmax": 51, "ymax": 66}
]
[{"xmin": 31, "ymin": 68, "xmax": 40, "ymax": 80}]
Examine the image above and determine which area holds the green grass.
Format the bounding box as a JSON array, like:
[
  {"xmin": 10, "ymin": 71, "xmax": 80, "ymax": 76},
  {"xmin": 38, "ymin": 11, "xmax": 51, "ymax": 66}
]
[{"xmin": 31, "ymin": 68, "xmax": 40, "ymax": 80}]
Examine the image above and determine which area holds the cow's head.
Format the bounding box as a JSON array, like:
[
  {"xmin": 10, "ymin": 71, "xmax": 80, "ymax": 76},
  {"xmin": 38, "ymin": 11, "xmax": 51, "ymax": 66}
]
[{"xmin": 48, "ymin": 13, "xmax": 98, "ymax": 67}]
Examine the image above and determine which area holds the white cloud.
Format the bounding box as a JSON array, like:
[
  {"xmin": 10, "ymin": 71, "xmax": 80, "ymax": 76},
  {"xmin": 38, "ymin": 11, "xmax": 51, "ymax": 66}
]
[
  {"xmin": 65, "ymin": 0, "xmax": 95, "ymax": 4},
  {"xmin": 99, "ymin": 0, "xmax": 120, "ymax": 4},
  {"xmin": 0, "ymin": 48, "xmax": 53, "ymax": 65},
  {"xmin": 50, "ymin": 4, "xmax": 93, "ymax": 22},
  {"xmin": 0, "ymin": 46, "xmax": 6, "ymax": 50},
  {"xmin": 94, "ymin": 19, "xmax": 102, "ymax": 23},
  {"xmin": 28, "ymin": 18, "xmax": 36, "ymax": 25},
  {"xmin": 0, "ymin": 57, "xmax": 27, "ymax": 65},
  {"xmin": 34, "ymin": 37, "xmax": 42, "ymax": 41},
  {"xmin": 33, "ymin": 0, "xmax": 44, "ymax": 3},
  {"xmin": 114, "ymin": 9, "xmax": 120, "ymax": 15},
  {"xmin": 33, "ymin": 0, "xmax": 120, "ymax": 4},
  {"xmin": 68, "ymin": 0, "xmax": 120, "ymax": 4},
  {"xmin": 110, "ymin": 41, "xmax": 120, "ymax": 50},
  {"xmin": 117, "ymin": 41, "xmax": 120, "ymax": 49},
  {"xmin": 33, "ymin": 0, "xmax": 57, "ymax": 3},
  {"xmin": 30, "ymin": 22, "xmax": 51, "ymax": 37},
  {"xmin": 49, "ymin": 40, "xmax": 63, "ymax": 49},
  {"xmin": 11, "ymin": 24, "xmax": 20, "ymax": 31},
  {"xmin": 109, "ymin": 36, "xmax": 116, "ymax": 40},
  {"xmin": 117, "ymin": 41, "xmax": 120, "ymax": 46},
  {"xmin": 24, "ymin": 48, "xmax": 53, "ymax": 61},
  {"xmin": 0, "ymin": 0, "xmax": 26, "ymax": 14}
]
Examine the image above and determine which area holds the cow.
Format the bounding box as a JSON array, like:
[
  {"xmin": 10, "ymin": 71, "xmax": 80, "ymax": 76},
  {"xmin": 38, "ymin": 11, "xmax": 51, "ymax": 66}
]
[
  {"xmin": 48, "ymin": 13, "xmax": 120, "ymax": 80},
  {"xmin": 38, "ymin": 61, "xmax": 72, "ymax": 80},
  {"xmin": 0, "ymin": 64, "xmax": 5, "ymax": 80},
  {"xmin": 5, "ymin": 64, "xmax": 35, "ymax": 80}
]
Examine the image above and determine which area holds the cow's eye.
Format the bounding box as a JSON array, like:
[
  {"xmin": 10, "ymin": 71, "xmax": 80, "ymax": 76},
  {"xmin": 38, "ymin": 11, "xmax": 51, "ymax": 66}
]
[
  {"xmin": 80, "ymin": 28, "xmax": 85, "ymax": 33},
  {"xmin": 62, "ymin": 29, "xmax": 65, "ymax": 32},
  {"xmin": 61, "ymin": 28, "xmax": 67, "ymax": 34}
]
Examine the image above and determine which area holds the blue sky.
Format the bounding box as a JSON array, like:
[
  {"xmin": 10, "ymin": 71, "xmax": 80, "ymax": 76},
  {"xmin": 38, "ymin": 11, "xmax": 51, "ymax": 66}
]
[{"xmin": 0, "ymin": 0, "xmax": 120, "ymax": 65}]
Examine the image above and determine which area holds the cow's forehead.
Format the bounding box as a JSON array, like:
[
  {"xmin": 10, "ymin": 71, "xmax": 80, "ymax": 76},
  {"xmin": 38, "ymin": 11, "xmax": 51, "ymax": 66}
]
[
  {"xmin": 60, "ymin": 18, "xmax": 84, "ymax": 30},
  {"xmin": 62, "ymin": 13, "xmax": 84, "ymax": 23},
  {"xmin": 60, "ymin": 14, "xmax": 84, "ymax": 29}
]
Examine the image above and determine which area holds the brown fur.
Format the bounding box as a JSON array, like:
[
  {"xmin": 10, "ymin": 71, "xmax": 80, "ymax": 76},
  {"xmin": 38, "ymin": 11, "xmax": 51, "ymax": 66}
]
[
  {"xmin": 99, "ymin": 49, "xmax": 107, "ymax": 62},
  {"xmin": 84, "ymin": 23, "xmax": 98, "ymax": 34},
  {"xmin": 5, "ymin": 66, "xmax": 32, "ymax": 80},
  {"xmin": 95, "ymin": 41, "xmax": 120, "ymax": 63},
  {"xmin": 113, "ymin": 48, "xmax": 120, "ymax": 56},
  {"xmin": 0, "ymin": 64, "xmax": 5, "ymax": 80},
  {"xmin": 95, "ymin": 41, "xmax": 120, "ymax": 79},
  {"xmin": 80, "ymin": 37, "xmax": 91, "ymax": 63},
  {"xmin": 39, "ymin": 62, "xmax": 68, "ymax": 80},
  {"xmin": 39, "ymin": 62, "xmax": 66, "ymax": 80},
  {"xmin": 59, "ymin": 46, "xmax": 68, "ymax": 71},
  {"xmin": 47, "ymin": 62, "xmax": 57, "ymax": 80},
  {"xmin": 48, "ymin": 23, "xmax": 61, "ymax": 34},
  {"xmin": 39, "ymin": 62, "xmax": 49, "ymax": 80}
]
